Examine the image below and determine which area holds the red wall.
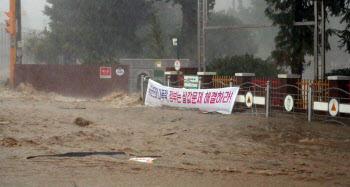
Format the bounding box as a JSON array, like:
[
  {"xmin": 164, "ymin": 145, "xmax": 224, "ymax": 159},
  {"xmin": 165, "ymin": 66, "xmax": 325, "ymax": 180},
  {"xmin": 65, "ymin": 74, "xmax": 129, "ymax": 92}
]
[{"xmin": 14, "ymin": 64, "xmax": 129, "ymax": 98}]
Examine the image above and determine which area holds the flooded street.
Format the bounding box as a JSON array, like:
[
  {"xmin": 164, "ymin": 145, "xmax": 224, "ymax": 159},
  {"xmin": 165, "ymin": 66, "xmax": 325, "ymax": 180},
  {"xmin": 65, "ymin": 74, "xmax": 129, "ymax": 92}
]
[{"xmin": 0, "ymin": 83, "xmax": 349, "ymax": 186}]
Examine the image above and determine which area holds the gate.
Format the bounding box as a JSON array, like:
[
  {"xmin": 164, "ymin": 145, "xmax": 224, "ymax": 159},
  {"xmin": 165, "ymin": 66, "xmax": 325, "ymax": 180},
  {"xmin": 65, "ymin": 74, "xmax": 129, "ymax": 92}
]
[
  {"xmin": 311, "ymin": 86, "xmax": 350, "ymax": 124},
  {"xmin": 252, "ymin": 77, "xmax": 281, "ymax": 105},
  {"xmin": 296, "ymin": 79, "xmax": 329, "ymax": 108},
  {"xmin": 212, "ymin": 76, "xmax": 236, "ymax": 88}
]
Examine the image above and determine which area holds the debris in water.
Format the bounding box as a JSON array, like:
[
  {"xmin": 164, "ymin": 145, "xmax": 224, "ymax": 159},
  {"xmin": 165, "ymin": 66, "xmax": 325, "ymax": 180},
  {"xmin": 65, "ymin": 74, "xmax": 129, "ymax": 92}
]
[
  {"xmin": 163, "ymin": 132, "xmax": 176, "ymax": 136},
  {"xmin": 99, "ymin": 92, "xmax": 126, "ymax": 102},
  {"xmin": 1, "ymin": 137, "xmax": 20, "ymax": 147},
  {"xmin": 129, "ymin": 157, "xmax": 160, "ymax": 163},
  {"xmin": 171, "ymin": 118, "xmax": 183, "ymax": 122},
  {"xmin": 59, "ymin": 106, "xmax": 86, "ymax": 110},
  {"xmin": 27, "ymin": 151, "xmax": 126, "ymax": 159},
  {"xmin": 129, "ymin": 154, "xmax": 161, "ymax": 158},
  {"xmin": 74, "ymin": 117, "xmax": 92, "ymax": 127}
]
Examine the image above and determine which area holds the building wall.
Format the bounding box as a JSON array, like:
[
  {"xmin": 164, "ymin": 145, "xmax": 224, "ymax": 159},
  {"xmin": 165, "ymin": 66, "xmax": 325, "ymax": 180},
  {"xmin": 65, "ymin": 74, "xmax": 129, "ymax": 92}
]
[{"xmin": 120, "ymin": 59, "xmax": 193, "ymax": 93}]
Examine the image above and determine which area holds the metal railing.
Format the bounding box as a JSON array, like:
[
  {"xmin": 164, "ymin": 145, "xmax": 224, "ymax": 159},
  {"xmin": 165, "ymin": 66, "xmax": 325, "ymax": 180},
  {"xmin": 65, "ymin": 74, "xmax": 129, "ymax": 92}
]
[{"xmin": 141, "ymin": 76, "xmax": 349, "ymax": 124}]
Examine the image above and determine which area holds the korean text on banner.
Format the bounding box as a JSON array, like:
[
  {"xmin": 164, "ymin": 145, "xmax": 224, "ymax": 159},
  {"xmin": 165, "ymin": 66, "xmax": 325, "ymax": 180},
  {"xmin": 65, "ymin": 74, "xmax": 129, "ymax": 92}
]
[{"xmin": 145, "ymin": 79, "xmax": 239, "ymax": 114}]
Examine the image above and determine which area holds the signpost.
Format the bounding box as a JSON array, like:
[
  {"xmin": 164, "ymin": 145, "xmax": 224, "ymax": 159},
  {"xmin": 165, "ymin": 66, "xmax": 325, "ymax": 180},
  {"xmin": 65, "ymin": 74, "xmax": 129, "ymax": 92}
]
[
  {"xmin": 174, "ymin": 60, "xmax": 181, "ymax": 71},
  {"xmin": 184, "ymin": 75, "xmax": 199, "ymax": 89}
]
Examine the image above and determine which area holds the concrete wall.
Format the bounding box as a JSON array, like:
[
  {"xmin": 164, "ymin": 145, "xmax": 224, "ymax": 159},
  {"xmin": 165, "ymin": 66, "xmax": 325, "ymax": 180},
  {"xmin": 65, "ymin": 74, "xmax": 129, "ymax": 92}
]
[{"xmin": 121, "ymin": 59, "xmax": 192, "ymax": 93}]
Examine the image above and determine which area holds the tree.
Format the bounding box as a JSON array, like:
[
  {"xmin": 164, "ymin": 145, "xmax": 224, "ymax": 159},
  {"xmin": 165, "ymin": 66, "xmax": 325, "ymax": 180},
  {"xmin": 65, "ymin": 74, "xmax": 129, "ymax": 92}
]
[
  {"xmin": 207, "ymin": 54, "xmax": 284, "ymax": 77},
  {"xmin": 148, "ymin": 13, "xmax": 166, "ymax": 58},
  {"xmin": 265, "ymin": 0, "xmax": 350, "ymax": 75},
  {"xmin": 33, "ymin": 0, "xmax": 152, "ymax": 64},
  {"xmin": 330, "ymin": 0, "xmax": 350, "ymax": 53},
  {"xmin": 157, "ymin": 0, "xmax": 216, "ymax": 60},
  {"xmin": 325, "ymin": 68, "xmax": 350, "ymax": 77}
]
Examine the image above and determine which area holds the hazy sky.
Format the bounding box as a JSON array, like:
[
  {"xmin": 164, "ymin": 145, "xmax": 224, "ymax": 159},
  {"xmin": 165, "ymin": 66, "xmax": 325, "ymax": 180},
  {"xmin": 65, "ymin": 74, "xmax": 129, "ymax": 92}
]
[
  {"xmin": 0, "ymin": 0, "xmax": 235, "ymax": 30},
  {"xmin": 1, "ymin": 0, "xmax": 49, "ymax": 30},
  {"xmin": 214, "ymin": 0, "xmax": 234, "ymax": 11}
]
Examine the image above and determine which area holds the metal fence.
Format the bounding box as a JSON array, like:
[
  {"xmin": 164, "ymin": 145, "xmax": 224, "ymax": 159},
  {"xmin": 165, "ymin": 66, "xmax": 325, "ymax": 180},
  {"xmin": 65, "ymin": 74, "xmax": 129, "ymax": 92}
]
[
  {"xmin": 296, "ymin": 79, "xmax": 330, "ymax": 108},
  {"xmin": 140, "ymin": 76, "xmax": 350, "ymax": 124},
  {"xmin": 212, "ymin": 76, "xmax": 236, "ymax": 88}
]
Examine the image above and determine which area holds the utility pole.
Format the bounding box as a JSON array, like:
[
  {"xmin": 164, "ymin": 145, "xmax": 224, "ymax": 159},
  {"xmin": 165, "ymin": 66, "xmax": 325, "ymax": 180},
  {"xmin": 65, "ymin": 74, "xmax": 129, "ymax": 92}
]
[
  {"xmin": 314, "ymin": 0, "xmax": 325, "ymax": 80},
  {"xmin": 15, "ymin": 0, "xmax": 22, "ymax": 65},
  {"xmin": 4, "ymin": 0, "xmax": 16, "ymax": 86},
  {"xmin": 198, "ymin": 0, "xmax": 208, "ymax": 72}
]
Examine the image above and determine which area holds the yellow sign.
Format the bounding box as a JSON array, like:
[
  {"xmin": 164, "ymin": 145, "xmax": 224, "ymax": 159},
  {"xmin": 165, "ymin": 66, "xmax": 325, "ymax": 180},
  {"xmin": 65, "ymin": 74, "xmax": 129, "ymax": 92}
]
[
  {"xmin": 247, "ymin": 96, "xmax": 251, "ymax": 103},
  {"xmin": 155, "ymin": 61, "xmax": 161, "ymax": 68}
]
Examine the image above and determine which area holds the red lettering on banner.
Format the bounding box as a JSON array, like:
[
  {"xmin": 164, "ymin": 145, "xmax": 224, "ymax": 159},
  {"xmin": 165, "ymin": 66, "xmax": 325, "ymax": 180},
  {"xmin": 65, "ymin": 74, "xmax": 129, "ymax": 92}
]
[
  {"xmin": 183, "ymin": 92, "xmax": 187, "ymax": 104},
  {"xmin": 197, "ymin": 92, "xmax": 204, "ymax": 104},
  {"xmin": 192, "ymin": 92, "xmax": 198, "ymax": 104},
  {"xmin": 204, "ymin": 92, "xmax": 211, "ymax": 104},
  {"xmin": 177, "ymin": 92, "xmax": 182, "ymax": 103},
  {"xmin": 222, "ymin": 92, "xmax": 228, "ymax": 103},
  {"xmin": 216, "ymin": 92, "xmax": 224, "ymax": 103},
  {"xmin": 186, "ymin": 92, "xmax": 192, "ymax": 104},
  {"xmin": 210, "ymin": 92, "xmax": 218, "ymax": 104},
  {"xmin": 222, "ymin": 91, "xmax": 234, "ymax": 103},
  {"xmin": 227, "ymin": 92, "xmax": 234, "ymax": 103}
]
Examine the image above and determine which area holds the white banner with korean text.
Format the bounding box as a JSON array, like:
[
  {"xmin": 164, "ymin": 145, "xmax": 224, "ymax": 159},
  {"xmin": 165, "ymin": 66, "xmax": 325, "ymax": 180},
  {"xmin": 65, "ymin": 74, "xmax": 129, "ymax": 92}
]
[{"xmin": 145, "ymin": 79, "xmax": 240, "ymax": 114}]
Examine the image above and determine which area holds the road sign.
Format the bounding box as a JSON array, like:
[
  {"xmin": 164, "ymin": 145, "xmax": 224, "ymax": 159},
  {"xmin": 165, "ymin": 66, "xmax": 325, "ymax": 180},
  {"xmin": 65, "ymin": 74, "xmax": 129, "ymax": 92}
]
[
  {"xmin": 174, "ymin": 60, "xmax": 181, "ymax": 71},
  {"xmin": 329, "ymin": 99, "xmax": 339, "ymax": 117},
  {"xmin": 100, "ymin": 67, "xmax": 111, "ymax": 78},
  {"xmin": 155, "ymin": 60, "xmax": 162, "ymax": 68},
  {"xmin": 284, "ymin": 95, "xmax": 294, "ymax": 112},
  {"xmin": 245, "ymin": 92, "xmax": 253, "ymax": 108},
  {"xmin": 172, "ymin": 38, "xmax": 178, "ymax": 46},
  {"xmin": 116, "ymin": 67, "xmax": 124, "ymax": 76}
]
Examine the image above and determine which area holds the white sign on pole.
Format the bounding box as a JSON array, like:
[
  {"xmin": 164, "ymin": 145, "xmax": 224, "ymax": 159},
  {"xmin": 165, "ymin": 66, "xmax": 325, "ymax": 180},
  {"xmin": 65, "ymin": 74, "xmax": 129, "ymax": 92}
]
[
  {"xmin": 245, "ymin": 92, "xmax": 253, "ymax": 108},
  {"xmin": 329, "ymin": 99, "xmax": 339, "ymax": 117},
  {"xmin": 145, "ymin": 79, "xmax": 240, "ymax": 114},
  {"xmin": 172, "ymin": 38, "xmax": 178, "ymax": 46},
  {"xmin": 116, "ymin": 67, "xmax": 125, "ymax": 76},
  {"xmin": 284, "ymin": 95, "xmax": 294, "ymax": 112},
  {"xmin": 184, "ymin": 75, "xmax": 198, "ymax": 89},
  {"xmin": 174, "ymin": 60, "xmax": 181, "ymax": 71}
]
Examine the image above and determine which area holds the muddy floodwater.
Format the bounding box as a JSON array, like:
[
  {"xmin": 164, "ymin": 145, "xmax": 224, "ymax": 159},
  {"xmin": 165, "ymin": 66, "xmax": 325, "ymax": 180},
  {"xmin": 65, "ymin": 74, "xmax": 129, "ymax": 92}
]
[{"xmin": 0, "ymin": 83, "xmax": 349, "ymax": 186}]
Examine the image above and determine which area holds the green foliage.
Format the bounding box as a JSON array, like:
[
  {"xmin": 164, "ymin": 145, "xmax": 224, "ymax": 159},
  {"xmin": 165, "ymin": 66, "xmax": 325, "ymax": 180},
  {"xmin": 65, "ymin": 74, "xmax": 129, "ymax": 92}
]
[
  {"xmin": 265, "ymin": 0, "xmax": 350, "ymax": 74},
  {"xmin": 325, "ymin": 68, "xmax": 350, "ymax": 77},
  {"xmin": 27, "ymin": 0, "xmax": 152, "ymax": 64},
  {"xmin": 148, "ymin": 13, "xmax": 165, "ymax": 58},
  {"xmin": 24, "ymin": 30, "xmax": 63, "ymax": 64},
  {"xmin": 265, "ymin": 0, "xmax": 315, "ymax": 75},
  {"xmin": 207, "ymin": 54, "xmax": 285, "ymax": 77}
]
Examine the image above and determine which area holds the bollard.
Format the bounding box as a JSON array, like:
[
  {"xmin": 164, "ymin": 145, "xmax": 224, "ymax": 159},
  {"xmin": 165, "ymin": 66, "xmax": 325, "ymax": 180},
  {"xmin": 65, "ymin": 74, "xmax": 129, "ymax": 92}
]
[
  {"xmin": 167, "ymin": 76, "xmax": 170, "ymax": 87},
  {"xmin": 230, "ymin": 78, "xmax": 233, "ymax": 87},
  {"xmin": 266, "ymin": 80, "xmax": 270, "ymax": 117},
  {"xmin": 198, "ymin": 77, "xmax": 202, "ymax": 89},
  {"xmin": 141, "ymin": 75, "xmax": 144, "ymax": 101},
  {"xmin": 308, "ymin": 83, "xmax": 313, "ymax": 122}
]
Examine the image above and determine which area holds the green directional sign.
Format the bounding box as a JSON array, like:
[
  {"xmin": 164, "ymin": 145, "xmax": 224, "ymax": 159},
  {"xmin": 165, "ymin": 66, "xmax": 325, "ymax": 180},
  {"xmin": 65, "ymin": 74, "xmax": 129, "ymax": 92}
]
[{"xmin": 184, "ymin": 75, "xmax": 198, "ymax": 89}]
